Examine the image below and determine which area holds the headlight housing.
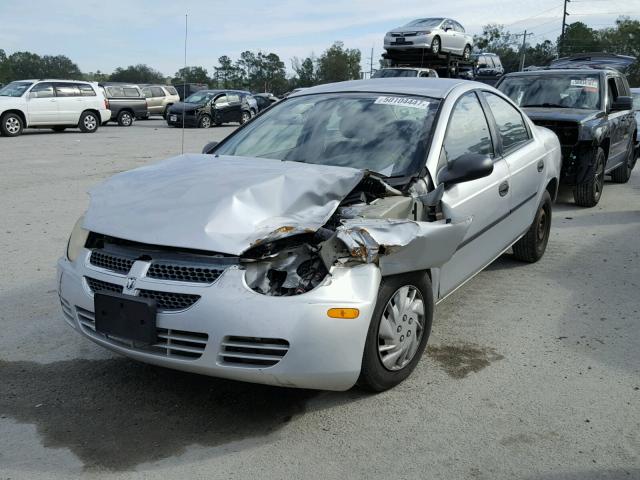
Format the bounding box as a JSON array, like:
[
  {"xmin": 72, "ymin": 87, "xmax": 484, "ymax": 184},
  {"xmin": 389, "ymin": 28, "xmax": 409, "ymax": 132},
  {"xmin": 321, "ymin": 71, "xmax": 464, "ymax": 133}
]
[{"xmin": 66, "ymin": 216, "xmax": 89, "ymax": 262}]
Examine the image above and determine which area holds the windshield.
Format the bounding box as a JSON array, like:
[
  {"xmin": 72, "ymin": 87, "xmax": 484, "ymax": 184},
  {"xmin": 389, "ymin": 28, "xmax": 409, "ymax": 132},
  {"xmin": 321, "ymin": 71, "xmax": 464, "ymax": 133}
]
[
  {"xmin": 215, "ymin": 93, "xmax": 440, "ymax": 177},
  {"xmin": 499, "ymin": 74, "xmax": 601, "ymax": 110},
  {"xmin": 185, "ymin": 92, "xmax": 214, "ymax": 104},
  {"xmin": 632, "ymin": 91, "xmax": 640, "ymax": 111},
  {"xmin": 373, "ymin": 69, "xmax": 418, "ymax": 78},
  {"xmin": 0, "ymin": 81, "xmax": 33, "ymax": 97},
  {"xmin": 405, "ymin": 18, "xmax": 443, "ymax": 28}
]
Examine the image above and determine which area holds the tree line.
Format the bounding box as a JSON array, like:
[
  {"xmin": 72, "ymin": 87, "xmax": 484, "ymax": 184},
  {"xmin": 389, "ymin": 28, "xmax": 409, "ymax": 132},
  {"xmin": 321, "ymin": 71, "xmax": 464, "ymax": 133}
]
[
  {"xmin": 1, "ymin": 17, "xmax": 638, "ymax": 92},
  {"xmin": 474, "ymin": 17, "xmax": 639, "ymax": 85}
]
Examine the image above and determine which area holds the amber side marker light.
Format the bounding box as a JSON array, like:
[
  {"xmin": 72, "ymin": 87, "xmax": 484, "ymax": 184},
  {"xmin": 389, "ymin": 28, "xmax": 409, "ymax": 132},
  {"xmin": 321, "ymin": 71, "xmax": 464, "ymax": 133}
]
[{"xmin": 327, "ymin": 308, "xmax": 360, "ymax": 319}]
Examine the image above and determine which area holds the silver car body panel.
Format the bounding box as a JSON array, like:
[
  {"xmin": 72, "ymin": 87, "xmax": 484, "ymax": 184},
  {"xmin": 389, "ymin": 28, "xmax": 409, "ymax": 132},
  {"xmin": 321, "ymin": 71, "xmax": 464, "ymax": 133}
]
[{"xmin": 59, "ymin": 78, "xmax": 561, "ymax": 390}]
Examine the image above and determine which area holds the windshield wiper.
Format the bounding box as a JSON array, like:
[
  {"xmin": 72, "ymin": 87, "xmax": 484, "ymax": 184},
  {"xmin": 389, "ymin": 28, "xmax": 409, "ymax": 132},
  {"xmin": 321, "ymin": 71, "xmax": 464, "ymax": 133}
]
[{"xmin": 522, "ymin": 103, "xmax": 570, "ymax": 108}]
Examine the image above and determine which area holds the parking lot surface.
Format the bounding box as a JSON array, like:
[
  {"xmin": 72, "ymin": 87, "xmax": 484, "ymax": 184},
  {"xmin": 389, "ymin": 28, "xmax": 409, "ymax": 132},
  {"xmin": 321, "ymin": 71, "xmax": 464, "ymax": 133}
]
[{"xmin": 1, "ymin": 119, "xmax": 638, "ymax": 479}]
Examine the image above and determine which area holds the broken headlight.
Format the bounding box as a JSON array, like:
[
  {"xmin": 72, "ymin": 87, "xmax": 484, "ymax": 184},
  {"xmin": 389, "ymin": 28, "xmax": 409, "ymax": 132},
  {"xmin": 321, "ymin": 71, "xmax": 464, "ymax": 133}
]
[
  {"xmin": 243, "ymin": 239, "xmax": 329, "ymax": 297},
  {"xmin": 66, "ymin": 216, "xmax": 89, "ymax": 262}
]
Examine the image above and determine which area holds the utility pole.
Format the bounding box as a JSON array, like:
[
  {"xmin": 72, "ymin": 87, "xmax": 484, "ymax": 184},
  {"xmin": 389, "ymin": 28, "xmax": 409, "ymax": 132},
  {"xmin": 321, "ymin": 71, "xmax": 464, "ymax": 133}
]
[
  {"xmin": 519, "ymin": 30, "xmax": 528, "ymax": 71},
  {"xmin": 370, "ymin": 47, "xmax": 374, "ymax": 78},
  {"xmin": 560, "ymin": 0, "xmax": 570, "ymax": 57}
]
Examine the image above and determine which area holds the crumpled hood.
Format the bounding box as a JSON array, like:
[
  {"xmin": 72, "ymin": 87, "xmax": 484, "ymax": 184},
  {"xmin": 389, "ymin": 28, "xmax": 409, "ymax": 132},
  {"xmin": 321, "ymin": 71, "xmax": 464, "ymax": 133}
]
[
  {"xmin": 523, "ymin": 107, "xmax": 601, "ymax": 124},
  {"xmin": 84, "ymin": 154, "xmax": 364, "ymax": 255}
]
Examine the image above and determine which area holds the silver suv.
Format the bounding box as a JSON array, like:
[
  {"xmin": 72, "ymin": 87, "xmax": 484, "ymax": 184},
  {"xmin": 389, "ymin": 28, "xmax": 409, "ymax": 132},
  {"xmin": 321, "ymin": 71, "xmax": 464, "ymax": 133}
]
[{"xmin": 141, "ymin": 85, "xmax": 180, "ymax": 118}]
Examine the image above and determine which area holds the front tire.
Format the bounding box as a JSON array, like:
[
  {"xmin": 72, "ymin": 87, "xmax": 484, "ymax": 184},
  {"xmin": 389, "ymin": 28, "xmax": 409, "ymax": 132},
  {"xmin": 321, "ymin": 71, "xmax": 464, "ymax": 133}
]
[
  {"xmin": 430, "ymin": 36, "xmax": 441, "ymax": 55},
  {"xmin": 198, "ymin": 114, "xmax": 212, "ymax": 128},
  {"xmin": 359, "ymin": 272, "xmax": 434, "ymax": 392},
  {"xmin": 78, "ymin": 111, "xmax": 99, "ymax": 133},
  {"xmin": 610, "ymin": 140, "xmax": 635, "ymax": 183},
  {"xmin": 574, "ymin": 147, "xmax": 605, "ymax": 207},
  {"xmin": 117, "ymin": 110, "xmax": 133, "ymax": 127},
  {"xmin": 1, "ymin": 112, "xmax": 24, "ymax": 137},
  {"xmin": 512, "ymin": 191, "xmax": 552, "ymax": 263}
]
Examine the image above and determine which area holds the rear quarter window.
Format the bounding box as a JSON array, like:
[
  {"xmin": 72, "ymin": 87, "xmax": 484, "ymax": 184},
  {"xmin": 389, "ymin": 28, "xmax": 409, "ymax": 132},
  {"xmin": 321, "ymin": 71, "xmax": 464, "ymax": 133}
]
[
  {"xmin": 166, "ymin": 86, "xmax": 178, "ymax": 95},
  {"xmin": 79, "ymin": 84, "xmax": 97, "ymax": 96}
]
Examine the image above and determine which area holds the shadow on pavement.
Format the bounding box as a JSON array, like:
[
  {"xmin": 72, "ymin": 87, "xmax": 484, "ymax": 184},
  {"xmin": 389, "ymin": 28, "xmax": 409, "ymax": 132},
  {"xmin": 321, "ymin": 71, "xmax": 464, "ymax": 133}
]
[{"xmin": 0, "ymin": 358, "xmax": 329, "ymax": 471}]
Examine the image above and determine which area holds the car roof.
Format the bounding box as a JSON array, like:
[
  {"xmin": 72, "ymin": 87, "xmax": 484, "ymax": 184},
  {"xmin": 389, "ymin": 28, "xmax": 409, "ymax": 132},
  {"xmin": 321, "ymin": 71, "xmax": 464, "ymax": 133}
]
[
  {"xmin": 381, "ymin": 67, "xmax": 435, "ymax": 71},
  {"xmin": 502, "ymin": 69, "xmax": 608, "ymax": 77},
  {"xmin": 99, "ymin": 82, "xmax": 142, "ymax": 87},
  {"xmin": 19, "ymin": 79, "xmax": 93, "ymax": 84},
  {"xmin": 290, "ymin": 78, "xmax": 474, "ymax": 99}
]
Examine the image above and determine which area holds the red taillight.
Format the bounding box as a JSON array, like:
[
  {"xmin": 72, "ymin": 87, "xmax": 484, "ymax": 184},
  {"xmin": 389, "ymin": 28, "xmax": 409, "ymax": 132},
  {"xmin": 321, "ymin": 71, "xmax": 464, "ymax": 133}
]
[{"xmin": 104, "ymin": 98, "xmax": 110, "ymax": 109}]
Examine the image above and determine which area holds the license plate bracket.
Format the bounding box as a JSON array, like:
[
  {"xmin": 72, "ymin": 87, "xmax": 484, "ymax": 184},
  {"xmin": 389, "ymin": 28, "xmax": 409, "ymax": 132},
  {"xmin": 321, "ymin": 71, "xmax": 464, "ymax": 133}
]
[{"xmin": 94, "ymin": 292, "xmax": 157, "ymax": 344}]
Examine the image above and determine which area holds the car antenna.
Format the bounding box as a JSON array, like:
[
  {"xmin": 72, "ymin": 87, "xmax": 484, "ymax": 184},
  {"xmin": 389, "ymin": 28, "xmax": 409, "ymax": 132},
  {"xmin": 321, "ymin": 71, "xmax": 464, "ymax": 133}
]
[{"xmin": 181, "ymin": 13, "xmax": 188, "ymax": 155}]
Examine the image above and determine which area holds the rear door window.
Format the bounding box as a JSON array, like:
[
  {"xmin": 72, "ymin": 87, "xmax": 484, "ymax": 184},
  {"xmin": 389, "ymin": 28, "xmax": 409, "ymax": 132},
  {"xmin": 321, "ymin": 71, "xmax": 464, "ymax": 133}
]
[
  {"xmin": 484, "ymin": 92, "xmax": 530, "ymax": 151},
  {"xmin": 151, "ymin": 87, "xmax": 165, "ymax": 97},
  {"xmin": 54, "ymin": 83, "xmax": 81, "ymax": 97}
]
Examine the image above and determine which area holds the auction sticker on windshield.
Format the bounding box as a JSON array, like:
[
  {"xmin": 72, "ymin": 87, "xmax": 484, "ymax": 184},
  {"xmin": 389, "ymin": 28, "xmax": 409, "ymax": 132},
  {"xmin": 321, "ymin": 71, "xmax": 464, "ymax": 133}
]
[
  {"xmin": 374, "ymin": 96, "xmax": 430, "ymax": 109},
  {"xmin": 570, "ymin": 78, "xmax": 599, "ymax": 91}
]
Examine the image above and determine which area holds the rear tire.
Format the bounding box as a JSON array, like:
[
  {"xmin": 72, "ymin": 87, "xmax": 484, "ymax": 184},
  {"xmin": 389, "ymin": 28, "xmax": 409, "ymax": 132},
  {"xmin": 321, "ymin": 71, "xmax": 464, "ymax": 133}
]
[
  {"xmin": 610, "ymin": 140, "xmax": 634, "ymax": 183},
  {"xmin": 117, "ymin": 110, "xmax": 133, "ymax": 127},
  {"xmin": 358, "ymin": 272, "xmax": 433, "ymax": 392},
  {"xmin": 1, "ymin": 112, "xmax": 24, "ymax": 137},
  {"xmin": 512, "ymin": 191, "xmax": 552, "ymax": 263},
  {"xmin": 240, "ymin": 110, "xmax": 251, "ymax": 125},
  {"xmin": 78, "ymin": 111, "xmax": 99, "ymax": 133},
  {"xmin": 573, "ymin": 147, "xmax": 605, "ymax": 207},
  {"xmin": 462, "ymin": 45, "xmax": 471, "ymax": 61}
]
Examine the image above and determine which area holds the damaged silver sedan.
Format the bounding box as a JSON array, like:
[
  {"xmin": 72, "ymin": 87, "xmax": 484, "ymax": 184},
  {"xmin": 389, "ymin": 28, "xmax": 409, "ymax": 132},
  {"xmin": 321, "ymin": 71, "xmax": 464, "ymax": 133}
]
[{"xmin": 57, "ymin": 78, "xmax": 561, "ymax": 391}]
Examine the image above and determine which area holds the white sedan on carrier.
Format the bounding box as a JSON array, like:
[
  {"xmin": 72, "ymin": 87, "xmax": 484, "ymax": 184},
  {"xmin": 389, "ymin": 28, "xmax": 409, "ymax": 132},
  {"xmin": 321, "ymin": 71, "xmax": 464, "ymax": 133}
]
[{"xmin": 58, "ymin": 78, "xmax": 560, "ymax": 391}]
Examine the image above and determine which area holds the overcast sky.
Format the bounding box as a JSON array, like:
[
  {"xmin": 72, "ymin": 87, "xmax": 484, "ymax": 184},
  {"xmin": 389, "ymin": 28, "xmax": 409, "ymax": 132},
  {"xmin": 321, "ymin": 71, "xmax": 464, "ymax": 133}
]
[{"xmin": 0, "ymin": 0, "xmax": 637, "ymax": 76}]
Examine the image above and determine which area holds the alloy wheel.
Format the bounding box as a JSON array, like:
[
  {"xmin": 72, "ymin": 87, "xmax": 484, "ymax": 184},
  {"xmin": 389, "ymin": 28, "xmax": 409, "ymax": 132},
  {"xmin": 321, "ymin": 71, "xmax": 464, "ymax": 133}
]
[
  {"xmin": 377, "ymin": 285, "xmax": 425, "ymax": 371},
  {"xmin": 432, "ymin": 38, "xmax": 440, "ymax": 54},
  {"xmin": 594, "ymin": 153, "xmax": 605, "ymax": 201},
  {"xmin": 5, "ymin": 116, "xmax": 20, "ymax": 134},
  {"xmin": 84, "ymin": 114, "xmax": 97, "ymax": 130}
]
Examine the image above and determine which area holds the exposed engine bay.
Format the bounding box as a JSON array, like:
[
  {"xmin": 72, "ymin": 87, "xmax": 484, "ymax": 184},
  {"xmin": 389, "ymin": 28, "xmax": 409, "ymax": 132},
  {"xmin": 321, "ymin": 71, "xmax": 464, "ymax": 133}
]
[{"xmin": 241, "ymin": 172, "xmax": 470, "ymax": 296}]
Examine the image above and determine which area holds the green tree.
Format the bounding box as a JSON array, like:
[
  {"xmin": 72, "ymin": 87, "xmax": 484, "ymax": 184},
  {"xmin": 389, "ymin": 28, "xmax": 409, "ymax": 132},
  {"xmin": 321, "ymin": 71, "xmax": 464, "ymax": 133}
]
[
  {"xmin": 41, "ymin": 55, "xmax": 82, "ymax": 79},
  {"xmin": 83, "ymin": 70, "xmax": 110, "ymax": 82},
  {"xmin": 525, "ymin": 40, "xmax": 557, "ymax": 69},
  {"xmin": 213, "ymin": 55, "xmax": 242, "ymax": 89},
  {"xmin": 292, "ymin": 56, "xmax": 316, "ymax": 87},
  {"xmin": 109, "ymin": 64, "xmax": 165, "ymax": 83},
  {"xmin": 600, "ymin": 17, "xmax": 640, "ymax": 86},
  {"xmin": 559, "ymin": 22, "xmax": 601, "ymax": 57},
  {"xmin": 5, "ymin": 51, "xmax": 44, "ymax": 79},
  {"xmin": 0, "ymin": 49, "xmax": 10, "ymax": 83},
  {"xmin": 173, "ymin": 66, "xmax": 209, "ymax": 84},
  {"xmin": 316, "ymin": 41, "xmax": 361, "ymax": 84}
]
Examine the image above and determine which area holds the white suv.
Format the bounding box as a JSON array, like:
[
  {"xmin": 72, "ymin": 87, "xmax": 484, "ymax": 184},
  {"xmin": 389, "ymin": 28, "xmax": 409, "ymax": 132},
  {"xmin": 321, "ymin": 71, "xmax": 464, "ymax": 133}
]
[{"xmin": 0, "ymin": 79, "xmax": 111, "ymax": 137}]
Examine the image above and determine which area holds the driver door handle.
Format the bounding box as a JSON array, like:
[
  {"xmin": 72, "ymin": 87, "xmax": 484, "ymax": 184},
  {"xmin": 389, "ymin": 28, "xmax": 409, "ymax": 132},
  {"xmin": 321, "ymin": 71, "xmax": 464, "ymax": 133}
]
[{"xmin": 498, "ymin": 181, "xmax": 509, "ymax": 197}]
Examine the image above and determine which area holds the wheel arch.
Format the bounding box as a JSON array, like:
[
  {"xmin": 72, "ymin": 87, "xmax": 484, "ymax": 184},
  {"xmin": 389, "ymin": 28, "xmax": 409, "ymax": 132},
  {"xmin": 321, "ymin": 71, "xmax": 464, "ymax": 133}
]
[
  {"xmin": 545, "ymin": 177, "xmax": 559, "ymax": 202},
  {"xmin": 2, "ymin": 109, "xmax": 27, "ymax": 127}
]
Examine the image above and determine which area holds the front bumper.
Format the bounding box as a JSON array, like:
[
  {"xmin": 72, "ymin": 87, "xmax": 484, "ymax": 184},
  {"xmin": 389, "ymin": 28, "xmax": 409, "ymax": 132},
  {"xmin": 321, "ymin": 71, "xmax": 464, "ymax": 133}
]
[
  {"xmin": 384, "ymin": 34, "xmax": 435, "ymax": 50},
  {"xmin": 166, "ymin": 112, "xmax": 198, "ymax": 127},
  {"xmin": 57, "ymin": 251, "xmax": 381, "ymax": 391}
]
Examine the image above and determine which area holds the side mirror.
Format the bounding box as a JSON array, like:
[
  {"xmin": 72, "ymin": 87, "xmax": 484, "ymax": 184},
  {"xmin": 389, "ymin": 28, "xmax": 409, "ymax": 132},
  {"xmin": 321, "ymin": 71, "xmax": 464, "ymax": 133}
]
[
  {"xmin": 437, "ymin": 153, "xmax": 493, "ymax": 187},
  {"xmin": 202, "ymin": 141, "xmax": 219, "ymax": 154},
  {"xmin": 611, "ymin": 96, "xmax": 632, "ymax": 112},
  {"xmin": 443, "ymin": 26, "xmax": 451, "ymax": 31}
]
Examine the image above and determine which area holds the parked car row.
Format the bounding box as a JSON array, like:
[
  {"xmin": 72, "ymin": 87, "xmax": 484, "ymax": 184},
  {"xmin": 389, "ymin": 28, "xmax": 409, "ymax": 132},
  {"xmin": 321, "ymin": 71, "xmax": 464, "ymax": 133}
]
[{"xmin": 0, "ymin": 78, "xmax": 280, "ymax": 135}]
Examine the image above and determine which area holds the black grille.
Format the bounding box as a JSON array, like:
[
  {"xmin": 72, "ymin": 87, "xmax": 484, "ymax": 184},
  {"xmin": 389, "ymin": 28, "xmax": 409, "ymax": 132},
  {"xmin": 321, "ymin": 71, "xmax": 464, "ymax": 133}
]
[
  {"xmin": 138, "ymin": 289, "xmax": 200, "ymax": 311},
  {"xmin": 220, "ymin": 336, "xmax": 290, "ymax": 367},
  {"xmin": 147, "ymin": 262, "xmax": 225, "ymax": 283},
  {"xmin": 533, "ymin": 120, "xmax": 579, "ymax": 146},
  {"xmin": 86, "ymin": 277, "xmax": 123, "ymax": 294},
  {"xmin": 90, "ymin": 250, "xmax": 135, "ymax": 274}
]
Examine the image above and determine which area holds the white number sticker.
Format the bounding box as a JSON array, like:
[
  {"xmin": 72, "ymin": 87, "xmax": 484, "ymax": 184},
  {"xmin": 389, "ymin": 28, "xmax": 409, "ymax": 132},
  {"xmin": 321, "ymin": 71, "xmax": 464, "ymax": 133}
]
[
  {"xmin": 570, "ymin": 79, "xmax": 599, "ymax": 90},
  {"xmin": 374, "ymin": 96, "xmax": 430, "ymax": 109}
]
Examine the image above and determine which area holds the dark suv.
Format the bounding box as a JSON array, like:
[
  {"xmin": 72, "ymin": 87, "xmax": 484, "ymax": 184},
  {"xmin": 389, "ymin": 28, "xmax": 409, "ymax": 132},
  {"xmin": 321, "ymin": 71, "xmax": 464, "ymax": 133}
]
[
  {"xmin": 166, "ymin": 89, "xmax": 253, "ymax": 128},
  {"xmin": 497, "ymin": 68, "xmax": 636, "ymax": 207}
]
